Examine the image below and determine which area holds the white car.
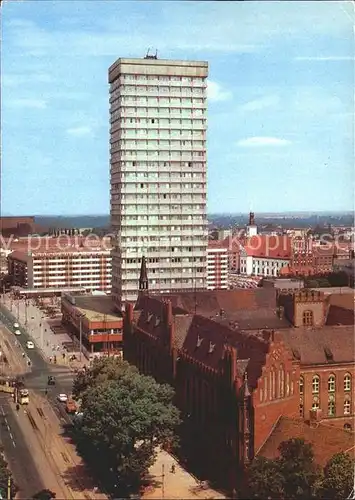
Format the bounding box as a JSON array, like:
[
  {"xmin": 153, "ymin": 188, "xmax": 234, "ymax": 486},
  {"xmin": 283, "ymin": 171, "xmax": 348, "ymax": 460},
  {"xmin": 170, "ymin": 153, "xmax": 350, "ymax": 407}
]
[
  {"xmin": 57, "ymin": 393, "xmax": 68, "ymax": 403},
  {"xmin": 26, "ymin": 340, "xmax": 34, "ymax": 349},
  {"xmin": 14, "ymin": 330, "xmax": 21, "ymax": 336},
  {"xmin": 13, "ymin": 323, "xmax": 19, "ymax": 329}
]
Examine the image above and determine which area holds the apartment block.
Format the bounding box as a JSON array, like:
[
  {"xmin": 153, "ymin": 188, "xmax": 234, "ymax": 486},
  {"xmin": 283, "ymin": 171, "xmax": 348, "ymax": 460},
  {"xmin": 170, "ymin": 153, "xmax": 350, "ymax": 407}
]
[
  {"xmin": 109, "ymin": 56, "xmax": 208, "ymax": 308},
  {"xmin": 207, "ymin": 241, "xmax": 228, "ymax": 290},
  {"xmin": 8, "ymin": 246, "xmax": 112, "ymax": 292}
]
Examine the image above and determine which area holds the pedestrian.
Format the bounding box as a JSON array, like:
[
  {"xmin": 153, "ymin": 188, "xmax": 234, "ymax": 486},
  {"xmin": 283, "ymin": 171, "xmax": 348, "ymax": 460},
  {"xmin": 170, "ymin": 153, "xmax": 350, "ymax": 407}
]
[
  {"xmin": 62, "ymin": 352, "xmax": 65, "ymax": 360},
  {"xmin": 49, "ymin": 356, "xmax": 52, "ymax": 363},
  {"xmin": 22, "ymin": 352, "xmax": 25, "ymax": 358}
]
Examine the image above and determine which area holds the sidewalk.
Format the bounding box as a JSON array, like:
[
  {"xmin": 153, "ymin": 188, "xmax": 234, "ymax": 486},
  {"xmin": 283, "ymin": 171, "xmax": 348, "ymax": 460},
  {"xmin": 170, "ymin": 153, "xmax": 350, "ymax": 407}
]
[{"xmin": 1, "ymin": 296, "xmax": 88, "ymax": 371}]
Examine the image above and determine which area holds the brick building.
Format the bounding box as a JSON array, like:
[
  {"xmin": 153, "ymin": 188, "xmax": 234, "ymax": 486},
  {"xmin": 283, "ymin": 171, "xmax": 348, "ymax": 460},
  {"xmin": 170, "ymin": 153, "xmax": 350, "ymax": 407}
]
[
  {"xmin": 123, "ymin": 262, "xmax": 355, "ymax": 492},
  {"xmin": 0, "ymin": 216, "xmax": 37, "ymax": 238},
  {"xmin": 207, "ymin": 241, "xmax": 228, "ymax": 290}
]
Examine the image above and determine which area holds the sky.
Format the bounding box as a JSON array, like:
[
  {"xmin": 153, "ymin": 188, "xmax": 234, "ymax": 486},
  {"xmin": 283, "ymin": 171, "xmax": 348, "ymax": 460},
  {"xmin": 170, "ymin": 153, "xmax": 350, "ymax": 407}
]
[{"xmin": 1, "ymin": 1, "xmax": 354, "ymax": 216}]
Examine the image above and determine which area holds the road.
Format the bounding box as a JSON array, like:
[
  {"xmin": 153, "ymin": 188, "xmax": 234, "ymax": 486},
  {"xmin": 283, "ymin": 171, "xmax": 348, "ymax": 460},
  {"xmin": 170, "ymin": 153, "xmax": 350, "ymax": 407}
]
[
  {"xmin": 0, "ymin": 394, "xmax": 44, "ymax": 498},
  {"xmin": 0, "ymin": 307, "xmax": 106, "ymax": 499}
]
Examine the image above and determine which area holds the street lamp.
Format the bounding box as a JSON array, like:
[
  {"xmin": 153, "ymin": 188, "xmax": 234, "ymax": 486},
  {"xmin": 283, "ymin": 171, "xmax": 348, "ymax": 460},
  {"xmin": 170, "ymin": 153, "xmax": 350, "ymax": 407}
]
[{"xmin": 79, "ymin": 313, "xmax": 85, "ymax": 362}]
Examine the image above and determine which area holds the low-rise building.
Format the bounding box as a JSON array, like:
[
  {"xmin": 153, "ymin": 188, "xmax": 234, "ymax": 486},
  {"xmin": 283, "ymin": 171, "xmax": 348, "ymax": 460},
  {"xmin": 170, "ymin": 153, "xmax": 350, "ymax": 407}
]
[
  {"xmin": 207, "ymin": 241, "xmax": 228, "ymax": 290},
  {"xmin": 61, "ymin": 293, "xmax": 123, "ymax": 356},
  {"xmin": 239, "ymin": 235, "xmax": 291, "ymax": 277}
]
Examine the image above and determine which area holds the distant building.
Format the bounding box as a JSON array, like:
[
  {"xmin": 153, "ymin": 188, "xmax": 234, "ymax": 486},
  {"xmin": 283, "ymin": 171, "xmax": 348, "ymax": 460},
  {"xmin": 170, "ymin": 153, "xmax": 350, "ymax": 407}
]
[
  {"xmin": 207, "ymin": 241, "xmax": 228, "ymax": 290},
  {"xmin": 261, "ymin": 277, "xmax": 304, "ymax": 291},
  {"xmin": 7, "ymin": 237, "xmax": 112, "ymax": 293},
  {"xmin": 0, "ymin": 216, "xmax": 37, "ymax": 238},
  {"xmin": 61, "ymin": 294, "xmax": 123, "ymax": 356},
  {"xmin": 239, "ymin": 235, "xmax": 291, "ymax": 277}
]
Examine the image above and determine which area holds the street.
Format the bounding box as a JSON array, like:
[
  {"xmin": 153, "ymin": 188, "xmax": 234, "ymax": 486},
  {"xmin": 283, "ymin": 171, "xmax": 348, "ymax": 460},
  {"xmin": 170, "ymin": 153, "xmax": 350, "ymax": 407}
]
[
  {"xmin": 0, "ymin": 301, "xmax": 107, "ymax": 499},
  {"xmin": 0, "ymin": 394, "xmax": 44, "ymax": 498}
]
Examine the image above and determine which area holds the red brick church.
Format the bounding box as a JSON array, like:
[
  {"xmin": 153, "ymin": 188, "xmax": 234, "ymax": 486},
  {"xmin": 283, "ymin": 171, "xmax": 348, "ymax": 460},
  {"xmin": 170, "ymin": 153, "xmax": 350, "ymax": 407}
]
[{"xmin": 123, "ymin": 257, "xmax": 355, "ymax": 493}]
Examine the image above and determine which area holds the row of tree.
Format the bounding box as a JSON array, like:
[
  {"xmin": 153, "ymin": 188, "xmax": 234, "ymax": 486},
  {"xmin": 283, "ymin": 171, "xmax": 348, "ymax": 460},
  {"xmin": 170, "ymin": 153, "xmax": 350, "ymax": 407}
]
[
  {"xmin": 0, "ymin": 448, "xmax": 16, "ymax": 499},
  {"xmin": 71, "ymin": 358, "xmax": 180, "ymax": 497},
  {"xmin": 244, "ymin": 438, "xmax": 354, "ymax": 499}
]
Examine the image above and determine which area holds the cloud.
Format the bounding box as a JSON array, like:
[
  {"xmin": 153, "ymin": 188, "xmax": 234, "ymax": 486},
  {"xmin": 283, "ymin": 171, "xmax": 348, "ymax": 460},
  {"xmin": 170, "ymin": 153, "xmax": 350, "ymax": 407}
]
[
  {"xmin": 240, "ymin": 95, "xmax": 280, "ymax": 112},
  {"xmin": 236, "ymin": 137, "xmax": 292, "ymax": 148},
  {"xmin": 207, "ymin": 81, "xmax": 232, "ymax": 102},
  {"xmin": 7, "ymin": 98, "xmax": 47, "ymax": 109},
  {"xmin": 66, "ymin": 126, "xmax": 93, "ymax": 137},
  {"xmin": 295, "ymin": 56, "xmax": 354, "ymax": 61}
]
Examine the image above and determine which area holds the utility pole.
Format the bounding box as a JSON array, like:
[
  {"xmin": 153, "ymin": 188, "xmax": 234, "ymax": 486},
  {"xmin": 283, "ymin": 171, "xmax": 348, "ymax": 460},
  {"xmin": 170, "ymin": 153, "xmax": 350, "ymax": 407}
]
[
  {"xmin": 79, "ymin": 315, "xmax": 83, "ymax": 362},
  {"xmin": 25, "ymin": 300, "xmax": 27, "ymax": 326},
  {"xmin": 7, "ymin": 476, "xmax": 11, "ymax": 500},
  {"xmin": 16, "ymin": 301, "xmax": 19, "ymax": 322},
  {"xmin": 161, "ymin": 464, "xmax": 165, "ymax": 499}
]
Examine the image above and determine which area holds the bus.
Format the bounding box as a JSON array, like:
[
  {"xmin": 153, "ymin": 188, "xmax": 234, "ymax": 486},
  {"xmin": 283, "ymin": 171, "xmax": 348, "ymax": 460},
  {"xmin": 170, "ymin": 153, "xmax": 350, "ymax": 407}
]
[{"xmin": 18, "ymin": 389, "xmax": 29, "ymax": 405}]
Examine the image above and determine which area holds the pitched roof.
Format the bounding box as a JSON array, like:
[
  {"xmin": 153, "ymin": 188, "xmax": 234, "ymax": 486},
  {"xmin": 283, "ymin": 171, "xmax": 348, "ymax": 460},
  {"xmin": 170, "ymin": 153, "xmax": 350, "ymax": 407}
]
[
  {"xmin": 242, "ymin": 235, "xmax": 292, "ymax": 259},
  {"xmin": 134, "ymin": 294, "xmax": 270, "ymax": 386},
  {"xmin": 258, "ymin": 416, "xmax": 355, "ymax": 466},
  {"xmin": 281, "ymin": 326, "xmax": 355, "ymax": 364},
  {"xmin": 159, "ymin": 288, "xmax": 277, "ymax": 316}
]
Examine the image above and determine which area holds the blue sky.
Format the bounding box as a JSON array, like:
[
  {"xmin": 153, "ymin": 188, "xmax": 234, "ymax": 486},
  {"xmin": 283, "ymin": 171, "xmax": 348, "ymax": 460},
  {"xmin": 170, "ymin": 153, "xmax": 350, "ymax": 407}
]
[{"xmin": 2, "ymin": 1, "xmax": 354, "ymax": 215}]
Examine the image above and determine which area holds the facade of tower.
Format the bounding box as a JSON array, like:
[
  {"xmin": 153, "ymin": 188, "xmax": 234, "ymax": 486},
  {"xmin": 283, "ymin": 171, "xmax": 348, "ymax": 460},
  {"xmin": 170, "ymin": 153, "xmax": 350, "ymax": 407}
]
[{"xmin": 109, "ymin": 56, "xmax": 208, "ymax": 308}]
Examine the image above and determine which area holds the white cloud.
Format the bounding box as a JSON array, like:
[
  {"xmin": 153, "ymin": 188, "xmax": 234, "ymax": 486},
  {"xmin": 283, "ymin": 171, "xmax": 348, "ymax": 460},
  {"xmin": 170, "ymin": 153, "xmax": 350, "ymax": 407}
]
[
  {"xmin": 207, "ymin": 81, "xmax": 232, "ymax": 102},
  {"xmin": 240, "ymin": 95, "xmax": 280, "ymax": 112},
  {"xmin": 7, "ymin": 98, "xmax": 47, "ymax": 109},
  {"xmin": 236, "ymin": 137, "xmax": 292, "ymax": 148},
  {"xmin": 66, "ymin": 126, "xmax": 93, "ymax": 137},
  {"xmin": 295, "ymin": 56, "xmax": 354, "ymax": 61}
]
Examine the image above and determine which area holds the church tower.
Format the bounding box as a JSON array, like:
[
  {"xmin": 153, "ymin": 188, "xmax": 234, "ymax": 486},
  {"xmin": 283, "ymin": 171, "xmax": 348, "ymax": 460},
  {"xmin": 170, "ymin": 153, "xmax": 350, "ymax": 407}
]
[
  {"xmin": 138, "ymin": 255, "xmax": 148, "ymax": 294},
  {"xmin": 246, "ymin": 212, "xmax": 258, "ymax": 237}
]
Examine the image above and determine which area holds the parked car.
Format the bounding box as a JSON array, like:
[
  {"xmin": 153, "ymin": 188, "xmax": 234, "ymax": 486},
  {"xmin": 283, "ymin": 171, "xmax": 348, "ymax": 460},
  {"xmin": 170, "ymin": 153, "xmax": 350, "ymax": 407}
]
[
  {"xmin": 13, "ymin": 323, "xmax": 19, "ymax": 329},
  {"xmin": 14, "ymin": 330, "xmax": 21, "ymax": 336},
  {"xmin": 26, "ymin": 341, "xmax": 34, "ymax": 349},
  {"xmin": 57, "ymin": 393, "xmax": 68, "ymax": 403}
]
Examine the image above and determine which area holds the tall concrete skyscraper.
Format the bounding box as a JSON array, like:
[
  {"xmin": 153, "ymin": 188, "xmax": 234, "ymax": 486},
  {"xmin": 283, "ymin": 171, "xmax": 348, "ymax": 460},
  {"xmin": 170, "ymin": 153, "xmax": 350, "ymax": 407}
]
[{"xmin": 109, "ymin": 55, "xmax": 208, "ymax": 308}]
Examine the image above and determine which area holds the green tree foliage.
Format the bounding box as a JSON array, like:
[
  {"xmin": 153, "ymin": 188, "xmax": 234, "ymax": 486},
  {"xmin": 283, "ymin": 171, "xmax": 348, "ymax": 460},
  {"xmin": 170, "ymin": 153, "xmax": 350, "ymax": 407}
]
[
  {"xmin": 31, "ymin": 489, "xmax": 56, "ymax": 500},
  {"xmin": 244, "ymin": 438, "xmax": 323, "ymax": 500},
  {"xmin": 72, "ymin": 357, "xmax": 139, "ymax": 398},
  {"xmin": 244, "ymin": 456, "xmax": 284, "ymax": 499},
  {"xmin": 72, "ymin": 358, "xmax": 180, "ymax": 497},
  {"xmin": 320, "ymin": 452, "xmax": 355, "ymax": 500},
  {"xmin": 278, "ymin": 438, "xmax": 322, "ymax": 500},
  {"xmin": 0, "ymin": 448, "xmax": 17, "ymax": 499}
]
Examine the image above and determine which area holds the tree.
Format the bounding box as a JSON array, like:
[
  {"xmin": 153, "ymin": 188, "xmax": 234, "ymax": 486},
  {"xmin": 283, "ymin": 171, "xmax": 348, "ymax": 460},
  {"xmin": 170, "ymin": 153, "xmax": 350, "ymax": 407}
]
[
  {"xmin": 72, "ymin": 357, "xmax": 139, "ymax": 398},
  {"xmin": 244, "ymin": 456, "xmax": 285, "ymax": 499},
  {"xmin": 278, "ymin": 438, "xmax": 323, "ymax": 500},
  {"xmin": 32, "ymin": 489, "xmax": 56, "ymax": 499},
  {"xmin": 73, "ymin": 359, "xmax": 180, "ymax": 497},
  {"xmin": 320, "ymin": 452, "xmax": 355, "ymax": 500},
  {"xmin": 0, "ymin": 449, "xmax": 17, "ymax": 499}
]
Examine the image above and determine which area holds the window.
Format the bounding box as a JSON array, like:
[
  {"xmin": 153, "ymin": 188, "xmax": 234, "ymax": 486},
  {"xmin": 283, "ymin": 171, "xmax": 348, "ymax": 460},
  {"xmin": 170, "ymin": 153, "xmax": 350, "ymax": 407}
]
[
  {"xmin": 303, "ymin": 310, "xmax": 313, "ymax": 326},
  {"xmin": 264, "ymin": 376, "xmax": 268, "ymax": 402},
  {"xmin": 312, "ymin": 375, "xmax": 320, "ymax": 394},
  {"xmin": 344, "ymin": 423, "xmax": 352, "ymax": 431},
  {"xmin": 344, "ymin": 399, "xmax": 351, "ymax": 415},
  {"xmin": 278, "ymin": 364, "xmax": 285, "ymax": 397},
  {"xmin": 312, "ymin": 401, "xmax": 319, "ymax": 410},
  {"xmin": 299, "ymin": 403, "xmax": 304, "ymax": 417},
  {"xmin": 328, "ymin": 375, "xmax": 336, "ymax": 392},
  {"xmin": 299, "ymin": 376, "xmax": 304, "ymax": 395},
  {"xmin": 328, "ymin": 400, "xmax": 335, "ymax": 416},
  {"xmin": 344, "ymin": 374, "xmax": 351, "ymax": 392}
]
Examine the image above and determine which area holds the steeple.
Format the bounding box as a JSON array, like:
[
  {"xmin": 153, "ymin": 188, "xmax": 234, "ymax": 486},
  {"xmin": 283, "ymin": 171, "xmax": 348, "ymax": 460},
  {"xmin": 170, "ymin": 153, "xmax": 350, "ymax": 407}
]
[
  {"xmin": 249, "ymin": 211, "xmax": 255, "ymax": 226},
  {"xmin": 139, "ymin": 255, "xmax": 148, "ymax": 294}
]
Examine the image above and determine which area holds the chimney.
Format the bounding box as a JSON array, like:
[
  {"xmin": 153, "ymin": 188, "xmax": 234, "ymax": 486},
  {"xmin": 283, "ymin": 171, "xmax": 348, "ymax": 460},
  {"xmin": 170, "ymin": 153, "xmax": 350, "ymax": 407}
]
[
  {"xmin": 309, "ymin": 408, "xmax": 322, "ymax": 427},
  {"xmin": 125, "ymin": 302, "xmax": 133, "ymax": 324}
]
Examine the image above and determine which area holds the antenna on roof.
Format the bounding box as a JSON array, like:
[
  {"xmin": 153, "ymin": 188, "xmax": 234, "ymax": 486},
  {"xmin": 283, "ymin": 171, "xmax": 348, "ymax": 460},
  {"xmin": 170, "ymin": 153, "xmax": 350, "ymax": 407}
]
[{"xmin": 144, "ymin": 47, "xmax": 158, "ymax": 60}]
